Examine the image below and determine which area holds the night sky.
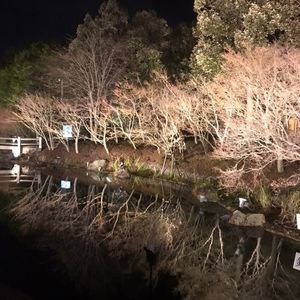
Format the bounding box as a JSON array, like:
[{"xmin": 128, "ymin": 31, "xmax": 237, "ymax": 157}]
[{"xmin": 0, "ymin": 0, "xmax": 195, "ymax": 56}]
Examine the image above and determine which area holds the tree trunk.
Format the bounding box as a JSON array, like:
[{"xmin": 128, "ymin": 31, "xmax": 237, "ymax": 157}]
[
  {"xmin": 75, "ymin": 136, "xmax": 79, "ymax": 154},
  {"xmin": 277, "ymin": 157, "xmax": 284, "ymax": 173}
]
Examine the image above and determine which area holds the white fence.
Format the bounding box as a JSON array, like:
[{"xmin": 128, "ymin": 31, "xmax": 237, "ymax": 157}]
[{"xmin": 0, "ymin": 136, "xmax": 42, "ymax": 157}]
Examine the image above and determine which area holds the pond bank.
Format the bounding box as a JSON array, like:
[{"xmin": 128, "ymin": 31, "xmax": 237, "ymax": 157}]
[
  {"xmin": 31, "ymin": 140, "xmax": 221, "ymax": 181},
  {"xmin": 12, "ymin": 139, "xmax": 300, "ymax": 243},
  {"xmin": 14, "ymin": 142, "xmax": 300, "ymax": 241},
  {"xmin": 26, "ymin": 140, "xmax": 300, "ymax": 193}
]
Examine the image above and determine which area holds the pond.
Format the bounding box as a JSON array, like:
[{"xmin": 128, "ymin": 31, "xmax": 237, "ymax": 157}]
[{"xmin": 0, "ymin": 162, "xmax": 300, "ymax": 300}]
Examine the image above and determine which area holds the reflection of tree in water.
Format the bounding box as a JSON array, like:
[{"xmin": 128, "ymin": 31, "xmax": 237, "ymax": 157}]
[
  {"xmin": 236, "ymin": 235, "xmax": 300, "ymax": 300},
  {"xmin": 9, "ymin": 176, "xmax": 300, "ymax": 300}
]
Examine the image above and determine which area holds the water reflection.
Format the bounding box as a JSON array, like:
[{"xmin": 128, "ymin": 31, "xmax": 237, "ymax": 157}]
[
  {"xmin": 6, "ymin": 175, "xmax": 300, "ymax": 300},
  {"xmin": 0, "ymin": 163, "xmax": 41, "ymax": 185}
]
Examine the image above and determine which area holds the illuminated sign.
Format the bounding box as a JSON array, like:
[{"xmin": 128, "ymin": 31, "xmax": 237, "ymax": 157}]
[
  {"xmin": 293, "ymin": 252, "xmax": 300, "ymax": 271},
  {"xmin": 62, "ymin": 124, "xmax": 73, "ymax": 138},
  {"xmin": 297, "ymin": 214, "xmax": 300, "ymax": 230},
  {"xmin": 239, "ymin": 197, "xmax": 248, "ymax": 208},
  {"xmin": 61, "ymin": 180, "xmax": 71, "ymax": 189}
]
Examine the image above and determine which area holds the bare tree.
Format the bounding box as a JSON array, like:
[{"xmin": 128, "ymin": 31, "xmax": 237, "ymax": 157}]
[
  {"xmin": 203, "ymin": 46, "xmax": 300, "ymax": 176},
  {"xmin": 56, "ymin": 100, "xmax": 85, "ymax": 153},
  {"xmin": 80, "ymin": 98, "xmax": 115, "ymax": 153},
  {"xmin": 14, "ymin": 94, "xmax": 58, "ymax": 150},
  {"xmin": 114, "ymin": 74, "xmax": 211, "ymax": 171},
  {"xmin": 47, "ymin": 8, "xmax": 128, "ymax": 101},
  {"xmin": 40, "ymin": 8, "xmax": 129, "ymax": 145}
]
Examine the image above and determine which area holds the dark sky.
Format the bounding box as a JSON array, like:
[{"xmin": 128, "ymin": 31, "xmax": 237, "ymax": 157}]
[{"xmin": 0, "ymin": 0, "xmax": 195, "ymax": 56}]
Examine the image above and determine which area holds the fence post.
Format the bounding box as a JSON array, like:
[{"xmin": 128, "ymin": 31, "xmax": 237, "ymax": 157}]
[
  {"xmin": 15, "ymin": 164, "xmax": 20, "ymax": 183},
  {"xmin": 12, "ymin": 136, "xmax": 22, "ymax": 157},
  {"xmin": 38, "ymin": 136, "xmax": 42, "ymax": 151},
  {"xmin": 18, "ymin": 136, "xmax": 21, "ymax": 156}
]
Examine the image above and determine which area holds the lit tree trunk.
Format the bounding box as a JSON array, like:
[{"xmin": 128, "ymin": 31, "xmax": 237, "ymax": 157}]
[
  {"xmin": 277, "ymin": 155, "xmax": 284, "ymax": 173},
  {"xmin": 75, "ymin": 135, "xmax": 79, "ymax": 154}
]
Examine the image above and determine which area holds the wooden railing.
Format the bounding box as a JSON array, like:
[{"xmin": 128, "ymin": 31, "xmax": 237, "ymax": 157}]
[{"xmin": 0, "ymin": 137, "xmax": 42, "ymax": 157}]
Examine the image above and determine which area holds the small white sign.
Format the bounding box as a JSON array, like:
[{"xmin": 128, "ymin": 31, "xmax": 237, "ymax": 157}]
[
  {"xmin": 105, "ymin": 176, "xmax": 112, "ymax": 183},
  {"xmin": 296, "ymin": 214, "xmax": 300, "ymax": 230},
  {"xmin": 62, "ymin": 124, "xmax": 73, "ymax": 138},
  {"xmin": 61, "ymin": 180, "xmax": 71, "ymax": 189},
  {"xmin": 239, "ymin": 197, "xmax": 248, "ymax": 208},
  {"xmin": 293, "ymin": 252, "xmax": 300, "ymax": 271},
  {"xmin": 198, "ymin": 195, "xmax": 208, "ymax": 203}
]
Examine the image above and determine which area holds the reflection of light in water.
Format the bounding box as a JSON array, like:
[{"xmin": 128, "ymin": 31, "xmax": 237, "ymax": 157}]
[
  {"xmin": 112, "ymin": 187, "xmax": 128, "ymax": 201},
  {"xmin": 7, "ymin": 172, "xmax": 300, "ymax": 299},
  {"xmin": 11, "ymin": 164, "xmax": 20, "ymax": 175}
]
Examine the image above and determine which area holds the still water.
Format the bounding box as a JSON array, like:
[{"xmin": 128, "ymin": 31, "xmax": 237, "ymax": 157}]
[{"xmin": 0, "ymin": 162, "xmax": 300, "ymax": 300}]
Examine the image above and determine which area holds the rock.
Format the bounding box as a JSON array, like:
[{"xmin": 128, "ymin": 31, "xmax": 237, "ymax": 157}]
[
  {"xmin": 244, "ymin": 214, "xmax": 266, "ymax": 227},
  {"xmin": 194, "ymin": 190, "xmax": 218, "ymax": 202},
  {"xmin": 228, "ymin": 210, "xmax": 266, "ymax": 228},
  {"xmin": 228, "ymin": 210, "xmax": 246, "ymax": 226},
  {"xmin": 86, "ymin": 159, "xmax": 107, "ymax": 171},
  {"xmin": 114, "ymin": 168, "xmax": 130, "ymax": 179},
  {"xmin": 86, "ymin": 171, "xmax": 100, "ymax": 181},
  {"xmin": 220, "ymin": 214, "xmax": 231, "ymax": 222},
  {"xmin": 37, "ymin": 153, "xmax": 47, "ymax": 162}
]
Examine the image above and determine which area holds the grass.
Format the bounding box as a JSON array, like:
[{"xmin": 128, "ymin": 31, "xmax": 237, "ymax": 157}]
[
  {"xmin": 194, "ymin": 177, "xmax": 218, "ymax": 190},
  {"xmin": 277, "ymin": 189, "xmax": 300, "ymax": 221},
  {"xmin": 254, "ymin": 185, "xmax": 271, "ymax": 209},
  {"xmin": 112, "ymin": 157, "xmax": 153, "ymax": 177}
]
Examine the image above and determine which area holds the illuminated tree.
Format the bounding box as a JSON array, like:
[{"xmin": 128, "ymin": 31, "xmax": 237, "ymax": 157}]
[
  {"xmin": 204, "ymin": 46, "xmax": 300, "ymax": 176},
  {"xmin": 14, "ymin": 94, "xmax": 57, "ymax": 150}
]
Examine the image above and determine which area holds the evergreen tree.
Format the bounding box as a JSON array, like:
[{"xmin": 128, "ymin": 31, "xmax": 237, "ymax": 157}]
[
  {"xmin": 163, "ymin": 23, "xmax": 195, "ymax": 82},
  {"xmin": 51, "ymin": 0, "xmax": 130, "ymax": 101},
  {"xmin": 127, "ymin": 10, "xmax": 170, "ymax": 81},
  {"xmin": 56, "ymin": 0, "xmax": 172, "ymax": 96},
  {"xmin": 70, "ymin": 0, "xmax": 128, "ymax": 52},
  {"xmin": 191, "ymin": 0, "xmax": 300, "ymax": 80},
  {"xmin": 0, "ymin": 42, "xmax": 50, "ymax": 107}
]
